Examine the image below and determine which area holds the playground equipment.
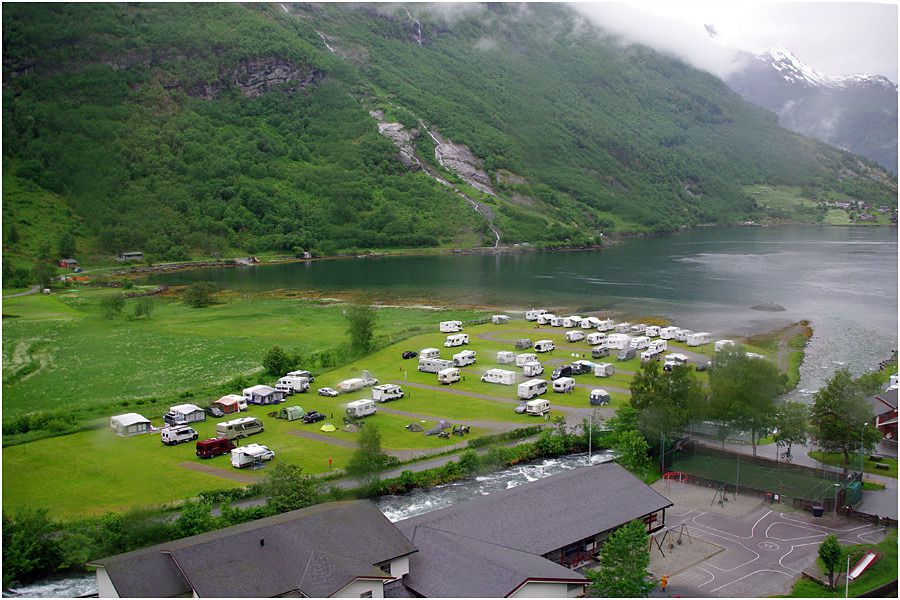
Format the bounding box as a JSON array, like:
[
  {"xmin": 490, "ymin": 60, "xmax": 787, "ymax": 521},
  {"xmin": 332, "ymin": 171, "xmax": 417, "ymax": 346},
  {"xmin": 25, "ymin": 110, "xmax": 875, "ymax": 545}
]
[{"xmin": 649, "ymin": 524, "xmax": 692, "ymax": 557}]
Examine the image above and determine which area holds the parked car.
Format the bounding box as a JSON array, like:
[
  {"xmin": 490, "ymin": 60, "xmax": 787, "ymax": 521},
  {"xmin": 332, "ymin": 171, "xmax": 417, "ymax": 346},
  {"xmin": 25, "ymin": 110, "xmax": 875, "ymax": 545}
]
[
  {"xmin": 204, "ymin": 405, "xmax": 225, "ymax": 418},
  {"xmin": 302, "ymin": 410, "xmax": 326, "ymax": 424},
  {"xmin": 196, "ymin": 437, "xmax": 235, "ymax": 459},
  {"xmin": 318, "ymin": 387, "xmax": 339, "ymax": 397},
  {"xmin": 402, "ymin": 350, "xmax": 418, "ymax": 359}
]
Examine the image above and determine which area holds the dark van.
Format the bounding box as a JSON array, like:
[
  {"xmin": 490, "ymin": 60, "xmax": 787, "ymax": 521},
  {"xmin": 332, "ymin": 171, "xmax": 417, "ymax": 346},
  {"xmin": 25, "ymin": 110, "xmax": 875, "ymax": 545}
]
[
  {"xmin": 551, "ymin": 364, "xmax": 573, "ymax": 380},
  {"xmin": 196, "ymin": 437, "xmax": 235, "ymax": 459}
]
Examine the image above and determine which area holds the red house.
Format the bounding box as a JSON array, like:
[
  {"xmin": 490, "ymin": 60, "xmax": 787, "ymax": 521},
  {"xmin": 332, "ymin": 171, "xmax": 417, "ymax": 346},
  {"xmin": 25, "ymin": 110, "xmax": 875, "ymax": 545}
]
[
  {"xmin": 58, "ymin": 258, "xmax": 78, "ymax": 269},
  {"xmin": 869, "ymin": 388, "xmax": 897, "ymax": 446}
]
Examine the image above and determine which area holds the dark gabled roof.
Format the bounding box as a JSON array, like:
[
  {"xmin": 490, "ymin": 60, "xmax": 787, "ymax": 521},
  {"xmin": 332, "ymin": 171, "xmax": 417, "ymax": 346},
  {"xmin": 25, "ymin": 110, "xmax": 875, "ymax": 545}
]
[
  {"xmin": 89, "ymin": 500, "xmax": 415, "ymax": 598},
  {"xmin": 872, "ymin": 388, "xmax": 898, "ymax": 412},
  {"xmin": 396, "ymin": 463, "xmax": 672, "ymax": 557},
  {"xmin": 399, "ymin": 525, "xmax": 586, "ymax": 598}
]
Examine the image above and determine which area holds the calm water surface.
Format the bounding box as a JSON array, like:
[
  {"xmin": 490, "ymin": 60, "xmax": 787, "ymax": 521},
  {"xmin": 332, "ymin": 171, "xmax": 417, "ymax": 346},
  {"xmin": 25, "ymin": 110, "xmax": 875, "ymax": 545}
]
[{"xmin": 148, "ymin": 226, "xmax": 898, "ymax": 397}]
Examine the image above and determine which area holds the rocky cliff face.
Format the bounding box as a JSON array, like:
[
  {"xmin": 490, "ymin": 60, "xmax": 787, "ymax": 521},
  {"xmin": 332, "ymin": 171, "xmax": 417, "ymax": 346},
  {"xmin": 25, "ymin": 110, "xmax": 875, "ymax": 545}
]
[{"xmin": 191, "ymin": 57, "xmax": 324, "ymax": 99}]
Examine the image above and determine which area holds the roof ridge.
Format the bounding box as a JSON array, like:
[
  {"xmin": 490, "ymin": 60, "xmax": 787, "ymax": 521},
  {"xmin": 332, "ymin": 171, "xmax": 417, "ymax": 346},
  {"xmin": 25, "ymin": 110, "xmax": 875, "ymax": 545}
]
[{"xmin": 415, "ymin": 523, "xmax": 540, "ymax": 556}]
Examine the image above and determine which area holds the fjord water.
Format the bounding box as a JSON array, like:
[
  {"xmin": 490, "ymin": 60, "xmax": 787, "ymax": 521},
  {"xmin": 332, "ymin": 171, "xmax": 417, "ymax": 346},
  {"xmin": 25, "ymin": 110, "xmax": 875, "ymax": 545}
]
[{"xmin": 148, "ymin": 226, "xmax": 897, "ymax": 397}]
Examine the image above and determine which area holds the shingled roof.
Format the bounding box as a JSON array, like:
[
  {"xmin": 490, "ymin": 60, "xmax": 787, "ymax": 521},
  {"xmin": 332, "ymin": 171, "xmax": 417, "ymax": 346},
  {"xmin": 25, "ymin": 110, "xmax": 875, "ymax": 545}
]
[{"xmin": 89, "ymin": 500, "xmax": 414, "ymax": 598}]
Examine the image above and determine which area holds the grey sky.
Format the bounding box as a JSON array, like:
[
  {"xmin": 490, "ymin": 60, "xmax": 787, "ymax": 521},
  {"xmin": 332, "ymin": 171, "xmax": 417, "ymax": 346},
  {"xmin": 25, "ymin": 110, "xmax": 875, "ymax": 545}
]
[{"xmin": 571, "ymin": 2, "xmax": 898, "ymax": 82}]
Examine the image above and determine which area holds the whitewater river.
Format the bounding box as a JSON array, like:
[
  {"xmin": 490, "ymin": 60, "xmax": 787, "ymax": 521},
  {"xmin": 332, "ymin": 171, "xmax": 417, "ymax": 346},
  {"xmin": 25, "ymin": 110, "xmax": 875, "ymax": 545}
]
[
  {"xmin": 6, "ymin": 453, "xmax": 610, "ymax": 597},
  {"xmin": 148, "ymin": 225, "xmax": 898, "ymax": 399}
]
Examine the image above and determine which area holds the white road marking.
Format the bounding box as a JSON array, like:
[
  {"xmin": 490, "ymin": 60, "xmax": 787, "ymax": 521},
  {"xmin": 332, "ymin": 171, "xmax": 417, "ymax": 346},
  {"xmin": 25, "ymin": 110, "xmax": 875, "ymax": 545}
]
[
  {"xmin": 695, "ymin": 566, "xmax": 717, "ymax": 587},
  {"xmin": 708, "ymin": 569, "xmax": 793, "ymax": 594}
]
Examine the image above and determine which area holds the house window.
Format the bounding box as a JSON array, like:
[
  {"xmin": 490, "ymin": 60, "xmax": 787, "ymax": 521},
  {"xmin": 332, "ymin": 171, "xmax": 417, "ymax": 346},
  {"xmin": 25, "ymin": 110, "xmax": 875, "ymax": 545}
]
[{"xmin": 360, "ymin": 592, "xmax": 373, "ymax": 598}]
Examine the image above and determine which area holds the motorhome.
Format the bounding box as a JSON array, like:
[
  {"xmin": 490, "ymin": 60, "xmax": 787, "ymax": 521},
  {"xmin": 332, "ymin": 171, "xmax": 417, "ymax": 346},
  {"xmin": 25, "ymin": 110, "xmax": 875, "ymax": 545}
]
[
  {"xmin": 686, "ymin": 332, "xmax": 711, "ymax": 347},
  {"xmin": 286, "ymin": 369, "xmax": 315, "ymax": 382},
  {"xmin": 525, "ymin": 309, "xmax": 548, "ymax": 321},
  {"xmin": 491, "ymin": 315, "xmax": 510, "ymax": 325},
  {"xmin": 439, "ymin": 320, "xmax": 463, "ymax": 333},
  {"xmin": 481, "ymin": 369, "xmax": 516, "ymax": 385},
  {"xmin": 648, "ymin": 339, "xmax": 667, "ymax": 353},
  {"xmin": 536, "ymin": 313, "xmax": 555, "ymax": 325},
  {"xmin": 517, "ymin": 378, "xmax": 548, "ymax": 400},
  {"xmin": 629, "ymin": 336, "xmax": 651, "ymax": 350},
  {"xmin": 216, "ymin": 417, "xmax": 264, "ymax": 440},
  {"xmin": 437, "ymin": 367, "xmax": 461, "ymax": 385},
  {"xmin": 444, "ymin": 333, "xmax": 469, "ymax": 348},
  {"xmin": 552, "ymin": 377, "xmax": 575, "ymax": 393},
  {"xmin": 418, "ymin": 357, "xmax": 455, "ymax": 374},
  {"xmin": 534, "ymin": 340, "xmax": 555, "ymax": 353},
  {"xmin": 549, "ymin": 316, "xmax": 565, "ymax": 327},
  {"xmin": 714, "ymin": 339, "xmax": 735, "ymax": 352},
  {"xmin": 497, "ymin": 351, "xmax": 516, "ymax": 364},
  {"xmin": 452, "ymin": 350, "xmax": 477, "ymax": 367},
  {"xmin": 596, "ymin": 319, "xmax": 615, "ymax": 332},
  {"xmin": 337, "ymin": 371, "xmax": 378, "ymax": 394},
  {"xmin": 586, "ymin": 332, "xmax": 606, "ymax": 346},
  {"xmin": 346, "ymin": 399, "xmax": 377, "ymax": 418},
  {"xmin": 674, "ymin": 329, "xmax": 693, "ymax": 342},
  {"xmin": 640, "ymin": 348, "xmax": 663, "ymax": 363},
  {"xmin": 522, "ymin": 361, "xmax": 544, "ymax": 377},
  {"xmin": 630, "ymin": 323, "xmax": 647, "ymax": 334},
  {"xmin": 275, "ymin": 375, "xmax": 309, "ymax": 395},
  {"xmin": 615, "ymin": 322, "xmax": 631, "ymax": 333},
  {"xmin": 617, "ymin": 348, "xmax": 636, "ymax": 361},
  {"xmin": 593, "ymin": 363, "xmax": 615, "ymax": 377},
  {"xmin": 663, "ymin": 353, "xmax": 690, "ymax": 371},
  {"xmin": 591, "ymin": 346, "xmax": 610, "ymax": 359},
  {"xmin": 372, "ymin": 384, "xmax": 404, "ymax": 402},
  {"xmin": 525, "ymin": 398, "xmax": 551, "ymax": 416},
  {"xmin": 420, "ymin": 348, "xmax": 441, "ymax": 360},
  {"xmin": 562, "ymin": 316, "xmax": 582, "ymax": 328},
  {"xmin": 659, "ymin": 326, "xmax": 679, "ymax": 340},
  {"xmin": 565, "ymin": 330, "xmax": 586, "ymax": 342},
  {"xmin": 161, "ymin": 426, "xmax": 198, "ymax": 446},
  {"xmin": 604, "ymin": 334, "xmax": 632, "ymax": 350},
  {"xmin": 515, "ymin": 353, "xmax": 538, "ymax": 367},
  {"xmin": 589, "ymin": 389, "xmax": 611, "ymax": 406},
  {"xmin": 645, "ymin": 326, "xmax": 660, "ymax": 338},
  {"xmin": 231, "ymin": 444, "xmax": 275, "ymax": 468},
  {"xmin": 581, "ymin": 317, "xmax": 600, "ymax": 329}
]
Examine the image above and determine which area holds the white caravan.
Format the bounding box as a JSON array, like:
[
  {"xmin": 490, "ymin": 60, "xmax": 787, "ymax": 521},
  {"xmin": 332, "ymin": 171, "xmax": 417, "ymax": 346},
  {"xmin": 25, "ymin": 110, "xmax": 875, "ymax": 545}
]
[
  {"xmin": 647, "ymin": 340, "xmax": 667, "ymax": 354},
  {"xmin": 522, "ymin": 361, "xmax": 544, "ymax": 377},
  {"xmin": 714, "ymin": 339, "xmax": 735, "ymax": 352},
  {"xmin": 674, "ymin": 329, "xmax": 693, "ymax": 342},
  {"xmin": 515, "ymin": 353, "xmax": 538, "ymax": 367},
  {"xmin": 346, "ymin": 399, "xmax": 377, "ymax": 418},
  {"xmin": 525, "ymin": 309, "xmax": 548, "ymax": 321},
  {"xmin": 593, "ymin": 363, "xmax": 615, "ymax": 377},
  {"xmin": 604, "ymin": 334, "xmax": 632, "ymax": 350},
  {"xmin": 552, "ymin": 377, "xmax": 575, "ymax": 393},
  {"xmin": 645, "ymin": 326, "xmax": 660, "ymax": 338},
  {"xmin": 615, "ymin": 322, "xmax": 631, "ymax": 333},
  {"xmin": 418, "ymin": 357, "xmax": 455, "ymax": 373},
  {"xmin": 372, "ymin": 384, "xmax": 404, "ymax": 402},
  {"xmin": 534, "ymin": 340, "xmax": 555, "ymax": 353},
  {"xmin": 663, "ymin": 353, "xmax": 690, "ymax": 371},
  {"xmin": 550, "ymin": 316, "xmax": 565, "ymax": 327},
  {"xmin": 481, "ymin": 369, "xmax": 516, "ymax": 385},
  {"xmin": 581, "ymin": 317, "xmax": 600, "ymax": 329},
  {"xmin": 518, "ymin": 378, "xmax": 549, "ymax": 400},
  {"xmin": 596, "ymin": 319, "xmax": 615, "ymax": 332},
  {"xmin": 491, "ymin": 315, "xmax": 510, "ymax": 324},
  {"xmin": 536, "ymin": 313, "xmax": 555, "ymax": 325},
  {"xmin": 420, "ymin": 348, "xmax": 441, "ymax": 360},
  {"xmin": 438, "ymin": 367, "xmax": 461, "ymax": 385},
  {"xmin": 565, "ymin": 330, "xmax": 586, "ymax": 343},
  {"xmin": 659, "ymin": 326, "xmax": 679, "ymax": 340},
  {"xmin": 630, "ymin": 323, "xmax": 647, "ymax": 334},
  {"xmin": 629, "ymin": 336, "xmax": 651, "ymax": 350},
  {"xmin": 562, "ymin": 316, "xmax": 582, "ymax": 328},
  {"xmin": 231, "ymin": 444, "xmax": 275, "ymax": 468},
  {"xmin": 453, "ymin": 350, "xmax": 477, "ymax": 367},
  {"xmin": 589, "ymin": 389, "xmax": 611, "ymax": 406},
  {"xmin": 444, "ymin": 333, "xmax": 469, "ymax": 348},
  {"xmin": 439, "ymin": 320, "xmax": 463, "ymax": 333},
  {"xmin": 686, "ymin": 332, "xmax": 711, "ymax": 347},
  {"xmin": 337, "ymin": 371, "xmax": 378, "ymax": 394},
  {"xmin": 525, "ymin": 398, "xmax": 551, "ymax": 416},
  {"xmin": 497, "ymin": 351, "xmax": 516, "ymax": 365},
  {"xmin": 586, "ymin": 332, "xmax": 607, "ymax": 346}
]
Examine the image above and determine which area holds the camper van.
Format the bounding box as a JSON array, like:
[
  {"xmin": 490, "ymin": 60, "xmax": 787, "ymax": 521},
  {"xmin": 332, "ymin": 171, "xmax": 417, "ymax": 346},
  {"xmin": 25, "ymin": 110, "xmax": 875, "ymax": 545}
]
[
  {"xmin": 630, "ymin": 323, "xmax": 647, "ymax": 334},
  {"xmin": 552, "ymin": 377, "xmax": 575, "ymax": 393},
  {"xmin": 565, "ymin": 330, "xmax": 586, "ymax": 343},
  {"xmin": 534, "ymin": 340, "xmax": 555, "ymax": 353},
  {"xmin": 549, "ymin": 316, "xmax": 565, "ymax": 327},
  {"xmin": 663, "ymin": 353, "xmax": 690, "ymax": 371},
  {"xmin": 629, "ymin": 336, "xmax": 651, "ymax": 350},
  {"xmin": 216, "ymin": 417, "xmax": 264, "ymax": 440},
  {"xmin": 571, "ymin": 360, "xmax": 594, "ymax": 375},
  {"xmin": 439, "ymin": 320, "xmax": 463, "ymax": 333},
  {"xmin": 687, "ymin": 332, "xmax": 712, "ymax": 347},
  {"xmin": 581, "ymin": 317, "xmax": 600, "ymax": 330},
  {"xmin": 418, "ymin": 358, "xmax": 455, "ymax": 374},
  {"xmin": 586, "ymin": 332, "xmax": 607, "ymax": 346},
  {"xmin": 346, "ymin": 399, "xmax": 377, "ymax": 418},
  {"xmin": 525, "ymin": 398, "xmax": 551, "ymax": 416},
  {"xmin": 491, "ymin": 315, "xmax": 510, "ymax": 325},
  {"xmin": 640, "ymin": 348, "xmax": 662, "ymax": 363},
  {"xmin": 551, "ymin": 364, "xmax": 573, "ymax": 380},
  {"xmin": 589, "ymin": 389, "xmax": 611, "ymax": 406},
  {"xmin": 372, "ymin": 384, "xmax": 404, "ymax": 403},
  {"xmin": 647, "ymin": 339, "xmax": 667, "ymax": 354},
  {"xmin": 645, "ymin": 326, "xmax": 660, "ymax": 338},
  {"xmin": 562, "ymin": 316, "xmax": 582, "ymax": 328},
  {"xmin": 518, "ymin": 378, "xmax": 549, "ymax": 400},
  {"xmin": 522, "ymin": 361, "xmax": 544, "ymax": 377},
  {"xmin": 196, "ymin": 437, "xmax": 235, "ymax": 459},
  {"xmin": 659, "ymin": 327, "xmax": 679, "ymax": 340},
  {"xmin": 525, "ymin": 309, "xmax": 548, "ymax": 321},
  {"xmin": 536, "ymin": 313, "xmax": 555, "ymax": 325},
  {"xmin": 231, "ymin": 444, "xmax": 275, "ymax": 468},
  {"xmin": 420, "ymin": 348, "xmax": 441, "ymax": 360},
  {"xmin": 497, "ymin": 351, "xmax": 516, "ymax": 364},
  {"xmin": 591, "ymin": 346, "xmax": 610, "ymax": 359},
  {"xmin": 481, "ymin": 369, "xmax": 516, "ymax": 385},
  {"xmin": 286, "ymin": 370, "xmax": 315, "ymax": 382},
  {"xmin": 614, "ymin": 322, "xmax": 631, "ymax": 333},
  {"xmin": 674, "ymin": 329, "xmax": 693, "ymax": 342},
  {"xmin": 337, "ymin": 371, "xmax": 378, "ymax": 394},
  {"xmin": 452, "ymin": 350, "xmax": 477, "ymax": 367},
  {"xmin": 275, "ymin": 375, "xmax": 309, "ymax": 395},
  {"xmin": 617, "ymin": 348, "xmax": 637, "ymax": 362},
  {"xmin": 444, "ymin": 334, "xmax": 469, "ymax": 348},
  {"xmin": 515, "ymin": 353, "xmax": 538, "ymax": 366},
  {"xmin": 604, "ymin": 334, "xmax": 632, "ymax": 350},
  {"xmin": 161, "ymin": 426, "xmax": 198, "ymax": 446},
  {"xmin": 437, "ymin": 367, "xmax": 461, "ymax": 385},
  {"xmin": 593, "ymin": 363, "xmax": 615, "ymax": 377},
  {"xmin": 714, "ymin": 339, "xmax": 735, "ymax": 352},
  {"xmin": 596, "ymin": 319, "xmax": 614, "ymax": 332}
]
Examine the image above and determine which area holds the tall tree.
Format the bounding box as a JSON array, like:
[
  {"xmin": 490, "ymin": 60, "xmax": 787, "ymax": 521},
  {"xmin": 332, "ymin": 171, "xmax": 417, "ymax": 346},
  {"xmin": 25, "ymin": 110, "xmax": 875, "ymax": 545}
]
[
  {"xmin": 812, "ymin": 369, "xmax": 882, "ymax": 466},
  {"xmin": 346, "ymin": 424, "xmax": 391, "ymax": 492},
  {"xmin": 262, "ymin": 345, "xmax": 291, "ymax": 376},
  {"xmin": 263, "ymin": 463, "xmax": 320, "ymax": 514},
  {"xmin": 630, "ymin": 360, "xmax": 704, "ymax": 442},
  {"xmin": 773, "ymin": 401, "xmax": 810, "ymax": 457},
  {"xmin": 818, "ymin": 534, "xmax": 844, "ymax": 589},
  {"xmin": 345, "ymin": 301, "xmax": 377, "ymax": 356},
  {"xmin": 586, "ymin": 520, "xmax": 654, "ymax": 598},
  {"xmin": 708, "ymin": 346, "xmax": 781, "ymax": 456},
  {"xmin": 607, "ymin": 406, "xmax": 652, "ymax": 478},
  {"xmin": 57, "ymin": 231, "xmax": 76, "ymax": 258}
]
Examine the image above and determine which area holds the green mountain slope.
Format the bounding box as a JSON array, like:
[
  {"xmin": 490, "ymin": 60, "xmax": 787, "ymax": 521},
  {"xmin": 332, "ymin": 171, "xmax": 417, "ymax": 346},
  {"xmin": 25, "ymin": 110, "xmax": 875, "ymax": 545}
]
[{"xmin": 2, "ymin": 3, "xmax": 895, "ymax": 265}]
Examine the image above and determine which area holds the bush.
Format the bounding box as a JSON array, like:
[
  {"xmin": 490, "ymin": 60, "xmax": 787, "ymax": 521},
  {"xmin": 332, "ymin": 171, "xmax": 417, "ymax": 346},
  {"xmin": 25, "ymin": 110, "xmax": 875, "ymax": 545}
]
[{"xmin": 182, "ymin": 281, "xmax": 218, "ymax": 308}]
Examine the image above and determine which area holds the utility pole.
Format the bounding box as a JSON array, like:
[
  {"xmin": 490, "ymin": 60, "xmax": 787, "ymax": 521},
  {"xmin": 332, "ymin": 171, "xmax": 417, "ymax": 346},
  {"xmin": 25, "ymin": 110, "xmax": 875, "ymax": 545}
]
[
  {"xmin": 587, "ymin": 411, "xmax": 592, "ymax": 466},
  {"xmin": 736, "ymin": 454, "xmax": 740, "ymax": 496},
  {"xmin": 660, "ymin": 433, "xmax": 665, "ymax": 476},
  {"xmin": 845, "ymin": 553, "xmax": 850, "ymax": 597}
]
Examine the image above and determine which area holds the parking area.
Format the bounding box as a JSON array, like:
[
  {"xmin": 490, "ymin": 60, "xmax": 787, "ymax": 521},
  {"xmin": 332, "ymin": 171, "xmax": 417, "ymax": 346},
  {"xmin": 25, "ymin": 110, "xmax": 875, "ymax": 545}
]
[{"xmin": 652, "ymin": 481, "xmax": 889, "ymax": 597}]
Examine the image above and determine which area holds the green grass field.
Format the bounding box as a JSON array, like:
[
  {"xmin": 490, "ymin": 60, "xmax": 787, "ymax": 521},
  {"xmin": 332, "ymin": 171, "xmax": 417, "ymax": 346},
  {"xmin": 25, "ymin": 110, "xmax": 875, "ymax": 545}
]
[
  {"xmin": 789, "ymin": 529, "xmax": 897, "ymax": 598},
  {"xmin": 808, "ymin": 451, "xmax": 898, "ymax": 479},
  {"xmin": 672, "ymin": 453, "xmax": 841, "ymax": 500}
]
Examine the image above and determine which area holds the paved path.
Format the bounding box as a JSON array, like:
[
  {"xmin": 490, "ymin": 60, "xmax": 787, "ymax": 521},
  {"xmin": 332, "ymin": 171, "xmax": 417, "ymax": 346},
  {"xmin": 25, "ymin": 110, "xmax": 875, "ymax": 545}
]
[
  {"xmin": 179, "ymin": 461, "xmax": 263, "ymax": 484},
  {"xmin": 3, "ymin": 285, "xmax": 40, "ymax": 299}
]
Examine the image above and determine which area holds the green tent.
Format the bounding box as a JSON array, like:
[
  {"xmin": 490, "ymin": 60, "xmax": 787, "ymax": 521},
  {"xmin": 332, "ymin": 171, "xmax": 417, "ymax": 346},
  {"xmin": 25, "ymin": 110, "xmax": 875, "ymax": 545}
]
[
  {"xmin": 280, "ymin": 406, "xmax": 304, "ymax": 421},
  {"xmin": 320, "ymin": 423, "xmax": 336, "ymax": 432}
]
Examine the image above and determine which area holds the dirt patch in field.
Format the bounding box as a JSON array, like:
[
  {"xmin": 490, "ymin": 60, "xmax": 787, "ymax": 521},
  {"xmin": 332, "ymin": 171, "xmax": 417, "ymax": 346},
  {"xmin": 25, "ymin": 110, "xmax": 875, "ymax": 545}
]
[{"xmin": 179, "ymin": 461, "xmax": 263, "ymax": 484}]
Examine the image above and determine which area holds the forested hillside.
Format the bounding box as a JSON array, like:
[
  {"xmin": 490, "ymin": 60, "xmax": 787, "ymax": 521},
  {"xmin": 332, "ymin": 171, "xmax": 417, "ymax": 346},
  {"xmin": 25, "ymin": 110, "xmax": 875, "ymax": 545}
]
[{"xmin": 3, "ymin": 3, "xmax": 895, "ymax": 268}]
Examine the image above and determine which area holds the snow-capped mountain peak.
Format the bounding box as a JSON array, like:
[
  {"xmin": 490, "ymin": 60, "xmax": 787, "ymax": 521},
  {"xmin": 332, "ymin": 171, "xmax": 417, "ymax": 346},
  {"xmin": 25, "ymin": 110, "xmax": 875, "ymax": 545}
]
[{"xmin": 761, "ymin": 48, "xmax": 896, "ymax": 91}]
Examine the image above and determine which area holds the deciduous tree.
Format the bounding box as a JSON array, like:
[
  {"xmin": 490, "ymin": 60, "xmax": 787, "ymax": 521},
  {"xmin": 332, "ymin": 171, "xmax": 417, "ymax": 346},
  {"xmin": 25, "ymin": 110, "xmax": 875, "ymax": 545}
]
[
  {"xmin": 630, "ymin": 360, "xmax": 704, "ymax": 442},
  {"xmin": 586, "ymin": 520, "xmax": 654, "ymax": 597},
  {"xmin": 818, "ymin": 534, "xmax": 844, "ymax": 589},
  {"xmin": 773, "ymin": 401, "xmax": 809, "ymax": 457},
  {"xmin": 345, "ymin": 301, "xmax": 377, "ymax": 356},
  {"xmin": 346, "ymin": 425, "xmax": 391, "ymax": 492},
  {"xmin": 812, "ymin": 369, "xmax": 882, "ymax": 466},
  {"xmin": 182, "ymin": 281, "xmax": 218, "ymax": 308},
  {"xmin": 262, "ymin": 345, "xmax": 291, "ymax": 376},
  {"xmin": 263, "ymin": 463, "xmax": 320, "ymax": 514}
]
